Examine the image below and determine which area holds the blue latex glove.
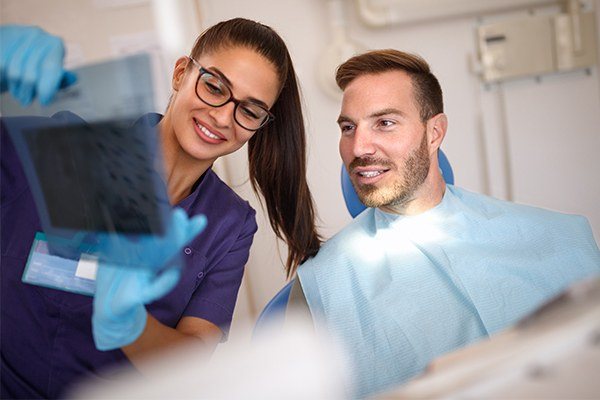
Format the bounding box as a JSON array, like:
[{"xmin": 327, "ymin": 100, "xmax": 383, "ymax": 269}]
[
  {"xmin": 93, "ymin": 209, "xmax": 203, "ymax": 271},
  {"xmin": 92, "ymin": 208, "xmax": 207, "ymax": 351},
  {"xmin": 0, "ymin": 24, "xmax": 77, "ymax": 106}
]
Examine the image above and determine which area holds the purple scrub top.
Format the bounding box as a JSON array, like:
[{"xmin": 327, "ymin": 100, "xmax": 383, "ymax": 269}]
[{"xmin": 0, "ymin": 113, "xmax": 257, "ymax": 399}]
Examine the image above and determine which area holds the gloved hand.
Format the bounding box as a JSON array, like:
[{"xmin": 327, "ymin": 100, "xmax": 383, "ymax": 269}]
[
  {"xmin": 0, "ymin": 24, "xmax": 77, "ymax": 106},
  {"xmin": 92, "ymin": 208, "xmax": 207, "ymax": 351},
  {"xmin": 94, "ymin": 208, "xmax": 206, "ymax": 271}
]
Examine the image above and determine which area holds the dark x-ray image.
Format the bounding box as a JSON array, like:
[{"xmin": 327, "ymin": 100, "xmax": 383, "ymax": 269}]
[{"xmin": 22, "ymin": 120, "xmax": 169, "ymax": 235}]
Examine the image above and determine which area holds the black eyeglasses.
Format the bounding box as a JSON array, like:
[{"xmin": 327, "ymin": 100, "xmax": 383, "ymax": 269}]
[{"xmin": 188, "ymin": 57, "xmax": 274, "ymax": 131}]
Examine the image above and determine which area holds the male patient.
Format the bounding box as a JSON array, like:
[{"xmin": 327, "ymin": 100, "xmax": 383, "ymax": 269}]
[{"xmin": 295, "ymin": 49, "xmax": 600, "ymax": 398}]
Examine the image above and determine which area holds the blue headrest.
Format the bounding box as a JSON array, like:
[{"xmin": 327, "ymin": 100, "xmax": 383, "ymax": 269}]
[{"xmin": 341, "ymin": 149, "xmax": 453, "ymax": 218}]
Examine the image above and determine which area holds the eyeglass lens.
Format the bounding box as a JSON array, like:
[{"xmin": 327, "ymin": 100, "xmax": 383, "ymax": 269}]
[{"xmin": 196, "ymin": 72, "xmax": 270, "ymax": 130}]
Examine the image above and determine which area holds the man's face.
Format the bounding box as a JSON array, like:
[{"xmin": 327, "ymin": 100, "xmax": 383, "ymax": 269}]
[{"xmin": 338, "ymin": 70, "xmax": 431, "ymax": 210}]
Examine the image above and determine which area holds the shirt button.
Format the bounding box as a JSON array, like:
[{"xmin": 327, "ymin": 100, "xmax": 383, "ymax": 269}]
[
  {"xmin": 184, "ymin": 247, "xmax": 192, "ymax": 255},
  {"xmin": 197, "ymin": 271, "xmax": 204, "ymax": 279}
]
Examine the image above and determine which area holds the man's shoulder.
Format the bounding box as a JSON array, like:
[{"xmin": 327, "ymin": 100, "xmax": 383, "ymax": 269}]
[
  {"xmin": 330, "ymin": 208, "xmax": 375, "ymax": 240},
  {"xmin": 450, "ymin": 185, "xmax": 593, "ymax": 234},
  {"xmin": 300, "ymin": 209, "xmax": 376, "ymax": 267},
  {"xmin": 451, "ymin": 185, "xmax": 580, "ymax": 218}
]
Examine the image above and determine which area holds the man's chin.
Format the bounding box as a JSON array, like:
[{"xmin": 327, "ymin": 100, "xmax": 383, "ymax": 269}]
[{"xmin": 357, "ymin": 189, "xmax": 391, "ymax": 208}]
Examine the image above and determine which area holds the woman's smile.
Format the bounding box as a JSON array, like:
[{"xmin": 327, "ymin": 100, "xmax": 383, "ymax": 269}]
[{"xmin": 193, "ymin": 117, "xmax": 226, "ymax": 144}]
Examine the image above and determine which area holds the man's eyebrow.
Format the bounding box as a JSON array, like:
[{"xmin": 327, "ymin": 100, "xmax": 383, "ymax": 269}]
[
  {"xmin": 208, "ymin": 66, "xmax": 270, "ymax": 109},
  {"xmin": 336, "ymin": 108, "xmax": 406, "ymax": 125},
  {"xmin": 369, "ymin": 108, "xmax": 406, "ymax": 118},
  {"xmin": 337, "ymin": 115, "xmax": 354, "ymax": 125}
]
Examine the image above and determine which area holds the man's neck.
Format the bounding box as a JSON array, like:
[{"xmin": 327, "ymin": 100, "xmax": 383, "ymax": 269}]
[{"xmin": 379, "ymin": 172, "xmax": 446, "ymax": 216}]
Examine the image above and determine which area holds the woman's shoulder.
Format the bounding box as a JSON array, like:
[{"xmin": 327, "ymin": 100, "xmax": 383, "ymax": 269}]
[
  {"xmin": 185, "ymin": 170, "xmax": 258, "ymax": 261},
  {"xmin": 188, "ymin": 169, "xmax": 257, "ymax": 228},
  {"xmin": 205, "ymin": 170, "xmax": 254, "ymax": 209}
]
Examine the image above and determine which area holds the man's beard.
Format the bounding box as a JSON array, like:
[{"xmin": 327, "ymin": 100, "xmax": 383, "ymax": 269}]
[{"xmin": 351, "ymin": 133, "xmax": 430, "ymax": 208}]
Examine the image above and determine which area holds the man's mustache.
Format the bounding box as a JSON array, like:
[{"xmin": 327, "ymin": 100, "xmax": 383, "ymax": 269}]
[{"xmin": 349, "ymin": 157, "xmax": 394, "ymax": 170}]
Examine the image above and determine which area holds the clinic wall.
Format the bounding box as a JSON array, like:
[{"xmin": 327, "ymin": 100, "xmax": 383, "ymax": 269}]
[{"xmin": 0, "ymin": 0, "xmax": 156, "ymax": 66}]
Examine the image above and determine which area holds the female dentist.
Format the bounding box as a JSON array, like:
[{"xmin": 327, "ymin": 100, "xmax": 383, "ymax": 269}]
[{"xmin": 1, "ymin": 18, "xmax": 321, "ymax": 398}]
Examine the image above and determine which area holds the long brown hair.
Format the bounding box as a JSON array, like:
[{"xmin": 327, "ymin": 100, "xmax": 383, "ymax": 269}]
[{"xmin": 190, "ymin": 18, "xmax": 321, "ymax": 277}]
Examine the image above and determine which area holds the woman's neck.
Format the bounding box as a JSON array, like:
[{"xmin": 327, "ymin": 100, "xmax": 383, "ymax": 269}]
[{"xmin": 158, "ymin": 116, "xmax": 213, "ymax": 205}]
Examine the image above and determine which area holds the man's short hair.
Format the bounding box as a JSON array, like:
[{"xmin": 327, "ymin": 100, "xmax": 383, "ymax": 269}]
[{"xmin": 335, "ymin": 49, "xmax": 443, "ymax": 122}]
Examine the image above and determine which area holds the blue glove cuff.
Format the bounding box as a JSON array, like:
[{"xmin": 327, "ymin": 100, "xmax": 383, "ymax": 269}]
[{"xmin": 92, "ymin": 305, "xmax": 147, "ymax": 351}]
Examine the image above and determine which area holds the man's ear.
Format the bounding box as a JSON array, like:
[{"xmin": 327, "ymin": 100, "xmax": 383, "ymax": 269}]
[
  {"xmin": 427, "ymin": 113, "xmax": 448, "ymax": 154},
  {"xmin": 172, "ymin": 57, "xmax": 191, "ymax": 91}
]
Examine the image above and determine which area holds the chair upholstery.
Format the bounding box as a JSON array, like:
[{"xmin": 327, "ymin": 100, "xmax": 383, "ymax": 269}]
[{"xmin": 254, "ymin": 280, "xmax": 294, "ymax": 334}]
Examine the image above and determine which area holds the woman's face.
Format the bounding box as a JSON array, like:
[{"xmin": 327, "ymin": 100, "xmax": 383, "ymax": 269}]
[{"xmin": 168, "ymin": 46, "xmax": 280, "ymax": 163}]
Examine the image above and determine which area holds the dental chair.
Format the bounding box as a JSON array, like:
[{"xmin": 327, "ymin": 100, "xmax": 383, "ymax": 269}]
[{"xmin": 253, "ymin": 150, "xmax": 454, "ymax": 334}]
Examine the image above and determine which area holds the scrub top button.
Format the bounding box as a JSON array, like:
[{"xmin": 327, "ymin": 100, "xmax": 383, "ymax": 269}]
[{"xmin": 184, "ymin": 247, "xmax": 192, "ymax": 255}]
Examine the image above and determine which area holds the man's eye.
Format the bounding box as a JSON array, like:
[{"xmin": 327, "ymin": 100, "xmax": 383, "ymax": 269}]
[
  {"xmin": 340, "ymin": 124, "xmax": 354, "ymax": 134},
  {"xmin": 379, "ymin": 119, "xmax": 394, "ymax": 127}
]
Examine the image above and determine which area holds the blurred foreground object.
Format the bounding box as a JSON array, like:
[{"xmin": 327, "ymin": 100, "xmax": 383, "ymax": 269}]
[
  {"xmin": 376, "ymin": 277, "xmax": 600, "ymax": 399},
  {"xmin": 73, "ymin": 314, "xmax": 348, "ymax": 399},
  {"xmin": 2, "ymin": 54, "xmax": 162, "ymax": 266}
]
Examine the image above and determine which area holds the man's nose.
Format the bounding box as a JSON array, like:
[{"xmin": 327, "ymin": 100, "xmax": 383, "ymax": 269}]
[{"xmin": 352, "ymin": 128, "xmax": 376, "ymax": 158}]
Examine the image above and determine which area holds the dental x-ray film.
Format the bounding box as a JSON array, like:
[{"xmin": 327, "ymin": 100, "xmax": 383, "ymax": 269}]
[{"xmin": 1, "ymin": 54, "xmax": 171, "ymax": 267}]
